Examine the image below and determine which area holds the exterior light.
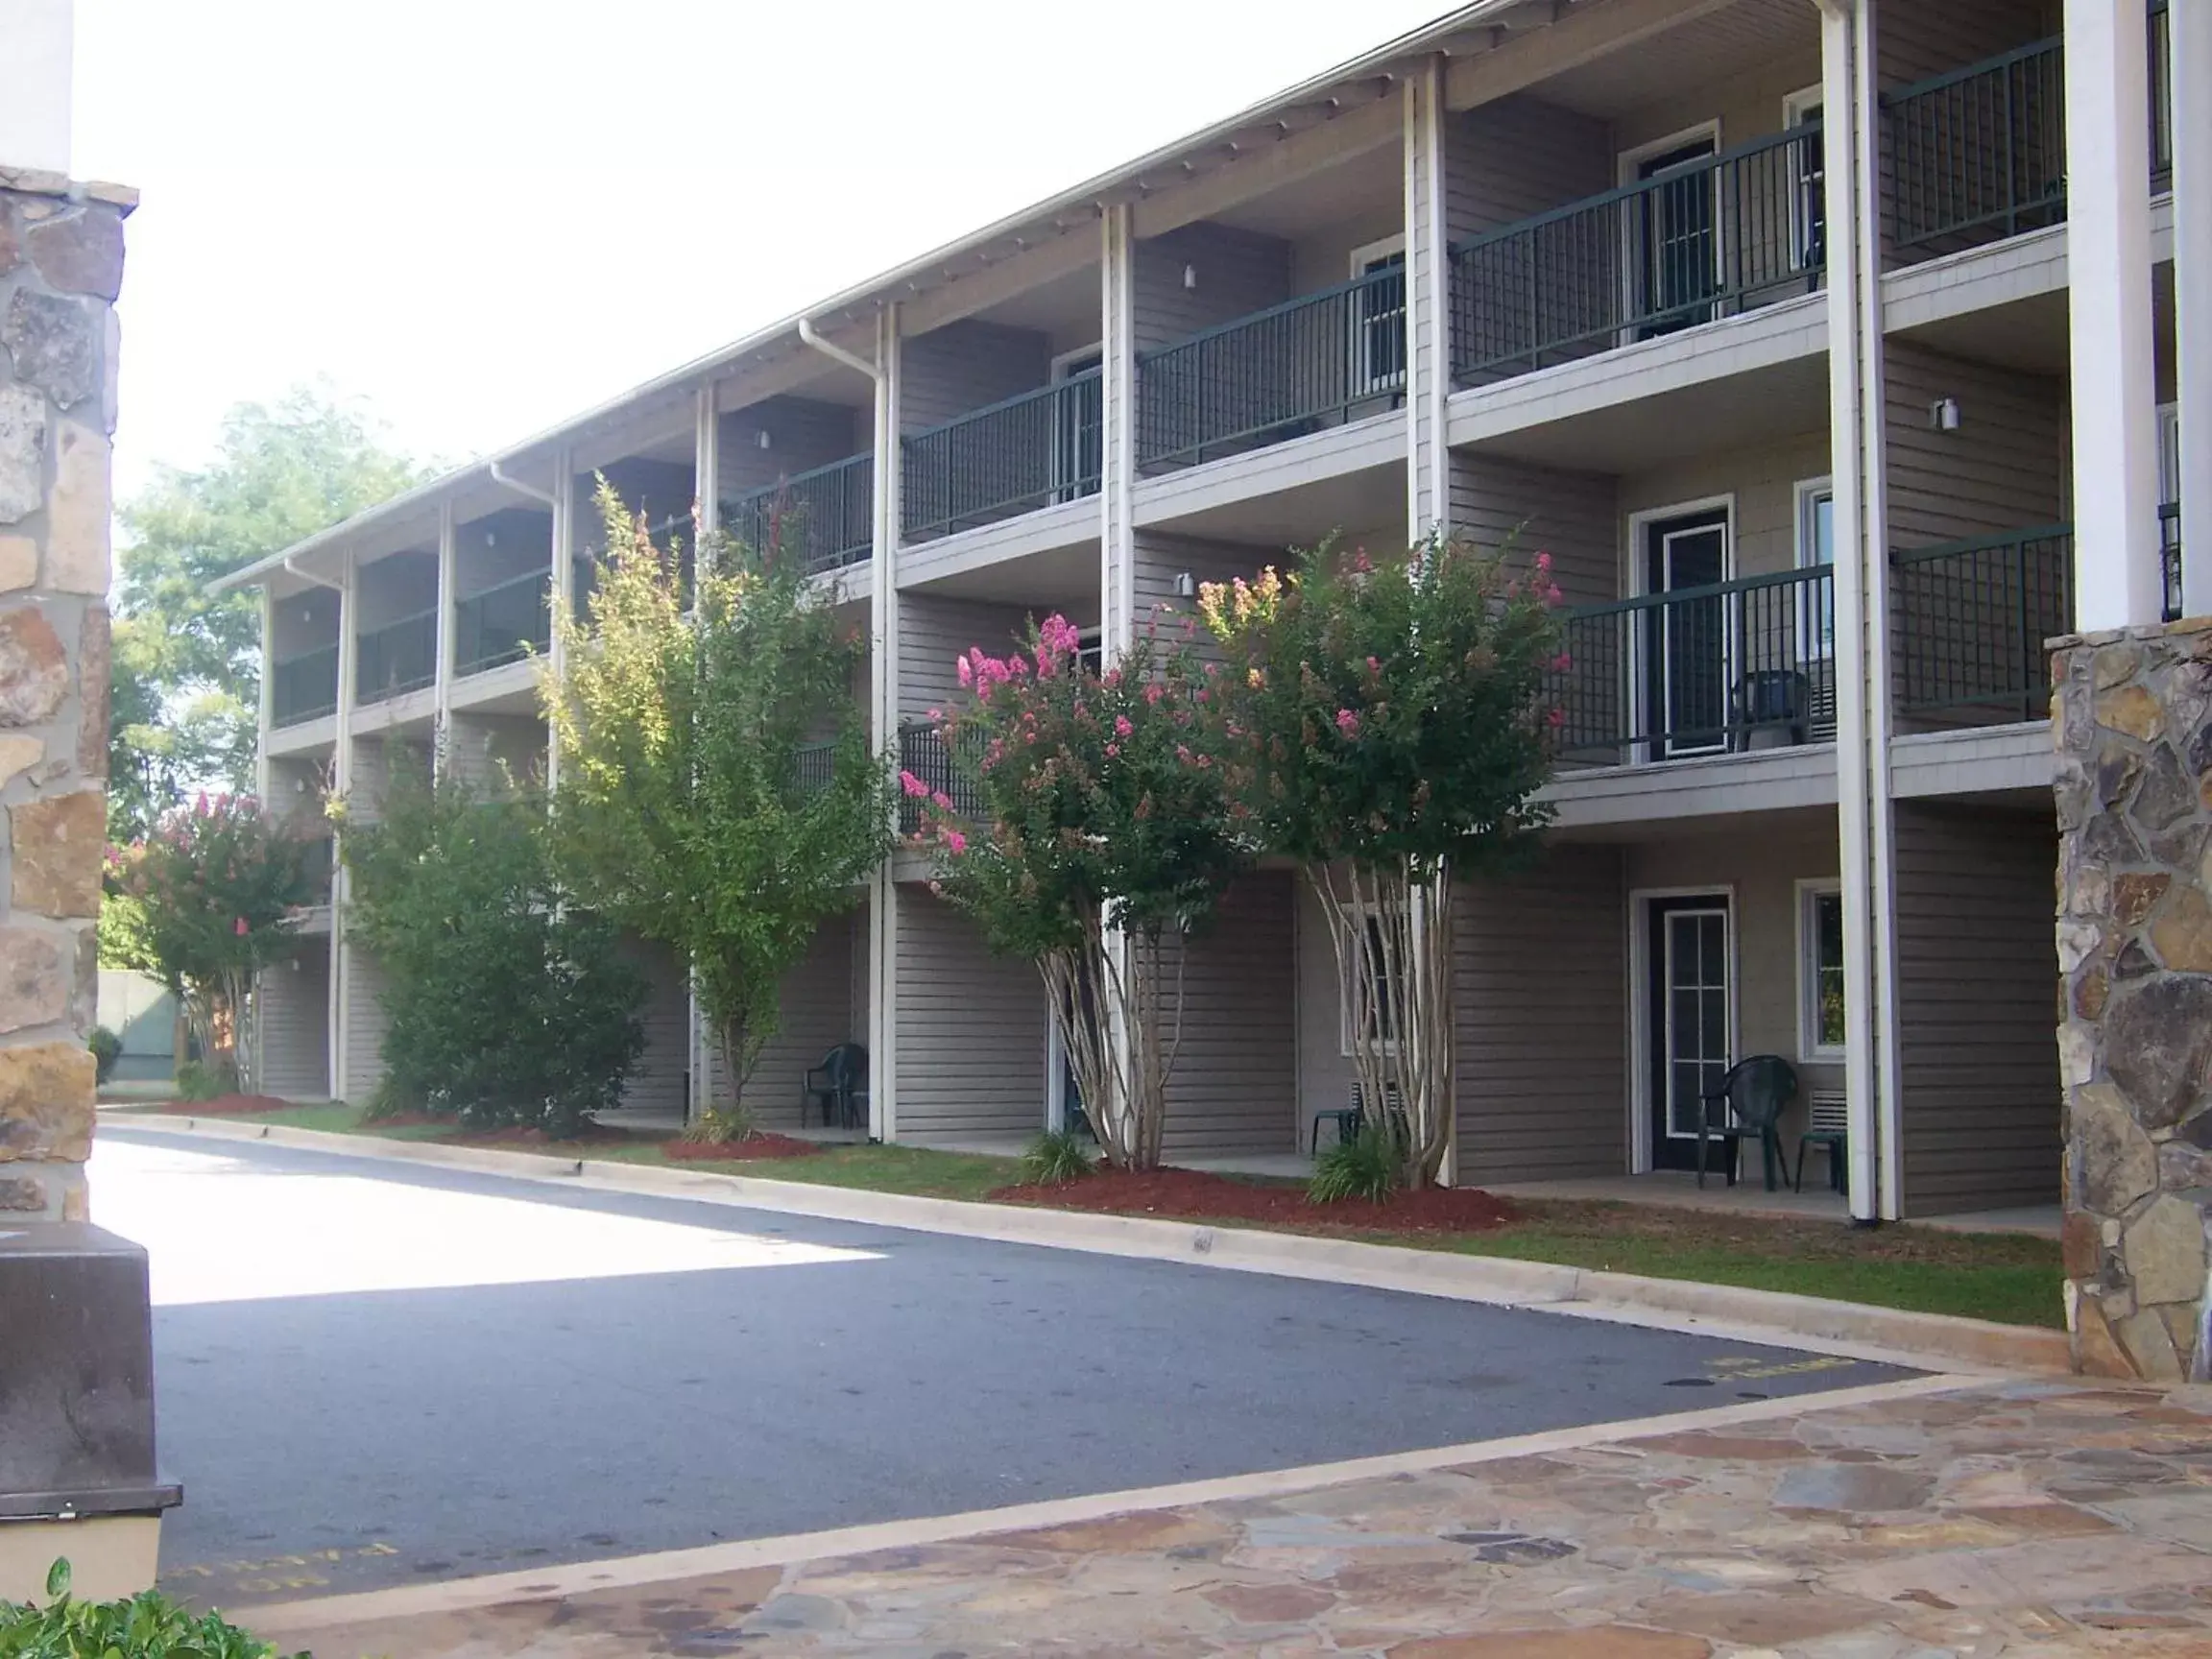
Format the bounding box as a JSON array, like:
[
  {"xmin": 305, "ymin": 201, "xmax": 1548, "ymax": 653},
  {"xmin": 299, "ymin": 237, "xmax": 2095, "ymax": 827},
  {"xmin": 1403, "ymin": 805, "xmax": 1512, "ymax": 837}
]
[
  {"xmin": 1932, "ymin": 397, "xmax": 1962, "ymax": 432},
  {"xmin": 757, "ymin": 429, "xmax": 772, "ymax": 449},
  {"xmin": 1172, "ymin": 571, "xmax": 1197, "ymax": 598},
  {"xmin": 1183, "ymin": 263, "xmax": 1198, "ymax": 290}
]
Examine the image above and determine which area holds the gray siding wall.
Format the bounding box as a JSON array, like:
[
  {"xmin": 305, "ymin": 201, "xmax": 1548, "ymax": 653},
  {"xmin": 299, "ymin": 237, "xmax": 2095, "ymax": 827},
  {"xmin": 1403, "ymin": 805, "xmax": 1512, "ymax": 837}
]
[
  {"xmin": 1445, "ymin": 95, "xmax": 1614, "ymax": 242},
  {"xmin": 740, "ymin": 911, "xmax": 860, "ymax": 1129},
  {"xmin": 453, "ymin": 509, "xmax": 554, "ymax": 596},
  {"xmin": 445, "ymin": 714, "xmax": 542, "ymax": 795},
  {"xmin": 1159, "ymin": 871, "xmax": 1299, "ymax": 1158},
  {"xmin": 894, "ymin": 885, "xmax": 1045, "ymax": 1143},
  {"xmin": 1296, "ymin": 877, "xmax": 1354, "ymax": 1128},
  {"xmin": 345, "ymin": 734, "xmax": 428, "ymax": 826},
  {"xmin": 901, "ymin": 320, "xmax": 1052, "ymax": 435},
  {"xmin": 339, "ymin": 942, "xmax": 388, "ymax": 1104},
  {"xmin": 899, "ymin": 593, "xmax": 1034, "ymax": 721},
  {"xmin": 1891, "ymin": 801, "xmax": 2060, "ymax": 1216},
  {"xmin": 584, "ymin": 459, "xmax": 695, "ymax": 535},
  {"xmin": 353, "ymin": 552, "xmax": 438, "ymax": 632},
  {"xmin": 1614, "ymin": 35, "xmax": 1820, "ymax": 156},
  {"xmin": 1879, "ymin": 0, "xmax": 2055, "ymax": 84},
  {"xmin": 1455, "ymin": 843, "xmax": 1628, "ymax": 1184},
  {"xmin": 1449, "ymin": 453, "xmax": 1621, "ymax": 607},
  {"xmin": 1886, "ymin": 342, "xmax": 2066, "ymax": 549},
  {"xmin": 613, "ymin": 932, "xmax": 691, "ymax": 1120},
  {"xmin": 271, "ymin": 586, "xmax": 340, "ymax": 661},
  {"xmin": 719, "ymin": 396, "xmax": 869, "ymax": 498},
  {"xmin": 1133, "ymin": 222, "xmax": 1294, "ymax": 353},
  {"xmin": 257, "ymin": 948, "xmax": 330, "ymax": 1100}
]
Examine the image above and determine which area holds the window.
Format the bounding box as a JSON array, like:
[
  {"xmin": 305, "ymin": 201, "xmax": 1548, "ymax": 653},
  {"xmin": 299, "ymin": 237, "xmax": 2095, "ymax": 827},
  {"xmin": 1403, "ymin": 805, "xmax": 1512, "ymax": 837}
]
[
  {"xmin": 1349, "ymin": 236, "xmax": 1407, "ymax": 397},
  {"xmin": 1784, "ymin": 85, "xmax": 1825, "ymax": 273},
  {"xmin": 1339, "ymin": 903, "xmax": 1405, "ymax": 1054},
  {"xmin": 1796, "ymin": 477, "xmax": 1835, "ymax": 661},
  {"xmin": 1076, "ymin": 626, "xmax": 1104, "ymax": 676},
  {"xmin": 1797, "ymin": 882, "xmax": 1845, "ymax": 1060}
]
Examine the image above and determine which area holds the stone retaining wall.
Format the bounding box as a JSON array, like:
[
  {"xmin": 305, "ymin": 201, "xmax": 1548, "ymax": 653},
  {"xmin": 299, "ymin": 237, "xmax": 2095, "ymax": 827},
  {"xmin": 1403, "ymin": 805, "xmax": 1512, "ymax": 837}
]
[
  {"xmin": 0, "ymin": 167, "xmax": 129, "ymax": 1222},
  {"xmin": 2054, "ymin": 613, "xmax": 2212, "ymax": 1381}
]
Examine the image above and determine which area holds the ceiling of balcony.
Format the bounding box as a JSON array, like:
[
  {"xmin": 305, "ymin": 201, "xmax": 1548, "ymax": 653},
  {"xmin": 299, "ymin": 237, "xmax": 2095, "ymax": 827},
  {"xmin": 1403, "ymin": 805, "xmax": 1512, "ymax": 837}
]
[{"xmin": 1533, "ymin": 0, "xmax": 1815, "ymax": 121}]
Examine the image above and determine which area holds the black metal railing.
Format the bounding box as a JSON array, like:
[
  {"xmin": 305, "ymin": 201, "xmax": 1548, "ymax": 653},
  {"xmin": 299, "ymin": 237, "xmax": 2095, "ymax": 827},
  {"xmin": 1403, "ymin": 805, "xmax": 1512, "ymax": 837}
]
[
  {"xmin": 453, "ymin": 568, "xmax": 550, "ymax": 675},
  {"xmin": 270, "ymin": 643, "xmax": 339, "ymax": 727},
  {"xmin": 1138, "ymin": 265, "xmax": 1405, "ymax": 470},
  {"xmin": 725, "ymin": 452, "xmax": 873, "ymax": 573},
  {"xmin": 1450, "ymin": 125, "xmax": 1823, "ymax": 386},
  {"xmin": 902, "ymin": 373, "xmax": 1101, "ymax": 541},
  {"xmin": 896, "ymin": 721, "xmax": 986, "ymax": 833},
  {"xmin": 1551, "ymin": 566, "xmax": 1836, "ymax": 766},
  {"xmin": 794, "ymin": 740, "xmax": 838, "ymax": 797},
  {"xmin": 1885, "ymin": 37, "xmax": 2066, "ymax": 260},
  {"xmin": 2161, "ymin": 501, "xmax": 2183, "ymax": 623},
  {"xmin": 2152, "ymin": 0, "xmax": 2174, "ymax": 187},
  {"xmin": 354, "ymin": 610, "xmax": 437, "ymax": 706},
  {"xmin": 1890, "ymin": 525, "xmax": 2074, "ymax": 721}
]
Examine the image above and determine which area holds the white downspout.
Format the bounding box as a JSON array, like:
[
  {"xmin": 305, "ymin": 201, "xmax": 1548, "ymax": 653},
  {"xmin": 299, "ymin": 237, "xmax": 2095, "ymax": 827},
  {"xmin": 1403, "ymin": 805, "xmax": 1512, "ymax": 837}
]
[{"xmin": 487, "ymin": 457, "xmax": 558, "ymax": 507}]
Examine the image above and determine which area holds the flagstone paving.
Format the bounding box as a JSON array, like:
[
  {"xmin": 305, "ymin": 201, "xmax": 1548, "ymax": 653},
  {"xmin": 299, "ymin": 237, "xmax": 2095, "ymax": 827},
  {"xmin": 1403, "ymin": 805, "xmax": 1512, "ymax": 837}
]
[{"xmin": 266, "ymin": 1380, "xmax": 2212, "ymax": 1658}]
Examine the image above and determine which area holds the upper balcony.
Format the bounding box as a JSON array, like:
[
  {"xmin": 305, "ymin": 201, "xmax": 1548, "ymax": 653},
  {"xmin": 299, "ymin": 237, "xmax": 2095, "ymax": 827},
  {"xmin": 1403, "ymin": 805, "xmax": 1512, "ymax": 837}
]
[{"xmin": 269, "ymin": 583, "xmax": 341, "ymax": 732}]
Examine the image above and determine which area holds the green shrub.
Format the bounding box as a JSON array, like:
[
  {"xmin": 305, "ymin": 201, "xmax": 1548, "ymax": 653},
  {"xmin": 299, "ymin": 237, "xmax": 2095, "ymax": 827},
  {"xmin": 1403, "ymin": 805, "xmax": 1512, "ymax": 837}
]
[
  {"xmin": 1021, "ymin": 1127, "xmax": 1095, "ymax": 1186},
  {"xmin": 1309, "ymin": 1120, "xmax": 1399, "ymax": 1205},
  {"xmin": 173, "ymin": 1059, "xmax": 223, "ymax": 1103},
  {"xmin": 680, "ymin": 1102, "xmax": 757, "ymax": 1146},
  {"xmin": 87, "ymin": 1026, "xmax": 122, "ymax": 1083},
  {"xmin": 0, "ymin": 1557, "xmax": 301, "ymax": 1658},
  {"xmin": 342, "ymin": 764, "xmax": 646, "ymax": 1140}
]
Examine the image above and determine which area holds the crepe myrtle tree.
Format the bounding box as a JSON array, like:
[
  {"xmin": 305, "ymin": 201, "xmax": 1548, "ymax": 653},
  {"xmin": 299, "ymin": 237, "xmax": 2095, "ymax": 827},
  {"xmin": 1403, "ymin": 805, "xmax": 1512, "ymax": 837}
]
[
  {"xmin": 544, "ymin": 485, "xmax": 893, "ymax": 1137},
  {"xmin": 911, "ymin": 615, "xmax": 1250, "ymax": 1171},
  {"xmin": 1200, "ymin": 537, "xmax": 1566, "ymax": 1189},
  {"xmin": 103, "ymin": 792, "xmax": 316, "ymax": 1094}
]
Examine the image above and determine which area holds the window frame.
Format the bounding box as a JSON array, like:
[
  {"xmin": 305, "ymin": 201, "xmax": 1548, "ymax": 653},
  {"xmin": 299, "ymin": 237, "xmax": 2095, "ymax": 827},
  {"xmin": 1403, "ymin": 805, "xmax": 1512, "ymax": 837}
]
[
  {"xmin": 1795, "ymin": 474, "xmax": 1835, "ymax": 663},
  {"xmin": 1336, "ymin": 899, "xmax": 1407, "ymax": 1058},
  {"xmin": 1795, "ymin": 878, "xmax": 1847, "ymax": 1062}
]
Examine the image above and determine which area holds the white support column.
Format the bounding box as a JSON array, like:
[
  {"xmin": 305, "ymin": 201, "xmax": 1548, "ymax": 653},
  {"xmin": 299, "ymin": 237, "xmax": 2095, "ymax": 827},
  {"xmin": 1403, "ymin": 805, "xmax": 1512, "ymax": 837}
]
[
  {"xmin": 329, "ymin": 552, "xmax": 359, "ymax": 1103},
  {"xmin": 695, "ymin": 384, "xmax": 722, "ymax": 542},
  {"xmin": 254, "ymin": 588, "xmax": 275, "ymax": 800},
  {"xmin": 1819, "ymin": 0, "xmax": 1904, "ymax": 1222},
  {"xmin": 2065, "ymin": 0, "xmax": 2164, "ymax": 629},
  {"xmin": 432, "ymin": 502, "xmax": 456, "ymax": 772},
  {"xmin": 1405, "ymin": 55, "xmax": 1451, "ymax": 543},
  {"xmin": 545, "ymin": 449, "xmax": 574, "ymax": 797},
  {"xmin": 866, "ymin": 305, "xmax": 903, "ymax": 1142},
  {"xmin": 2175, "ymin": 0, "xmax": 2212, "ymax": 618},
  {"xmin": 1100, "ymin": 204, "xmax": 1139, "ymax": 653}
]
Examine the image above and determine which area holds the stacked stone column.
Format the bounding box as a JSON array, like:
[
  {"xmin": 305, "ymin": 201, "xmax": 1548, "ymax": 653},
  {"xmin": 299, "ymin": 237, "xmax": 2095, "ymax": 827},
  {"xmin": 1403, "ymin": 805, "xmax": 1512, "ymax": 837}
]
[
  {"xmin": 0, "ymin": 168, "xmax": 129, "ymax": 1223},
  {"xmin": 2055, "ymin": 616, "xmax": 2212, "ymax": 1381}
]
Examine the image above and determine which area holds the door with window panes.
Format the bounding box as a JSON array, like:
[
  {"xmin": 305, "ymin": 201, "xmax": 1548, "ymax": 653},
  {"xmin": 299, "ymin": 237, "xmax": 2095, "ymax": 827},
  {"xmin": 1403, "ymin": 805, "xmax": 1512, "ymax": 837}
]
[{"xmin": 1647, "ymin": 896, "xmax": 1732, "ymax": 1171}]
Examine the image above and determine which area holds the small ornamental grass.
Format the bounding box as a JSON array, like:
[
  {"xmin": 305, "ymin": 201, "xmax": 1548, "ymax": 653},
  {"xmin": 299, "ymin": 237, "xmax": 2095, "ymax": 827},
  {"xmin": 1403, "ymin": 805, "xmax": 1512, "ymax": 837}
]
[
  {"xmin": 1021, "ymin": 1127, "xmax": 1095, "ymax": 1186},
  {"xmin": 1308, "ymin": 1119, "xmax": 1401, "ymax": 1205},
  {"xmin": 0, "ymin": 1557, "xmax": 301, "ymax": 1659}
]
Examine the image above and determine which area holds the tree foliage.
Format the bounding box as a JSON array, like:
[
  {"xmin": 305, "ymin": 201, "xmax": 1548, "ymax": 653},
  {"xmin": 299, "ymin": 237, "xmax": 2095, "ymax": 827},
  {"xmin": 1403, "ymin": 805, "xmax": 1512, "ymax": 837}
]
[
  {"xmin": 1200, "ymin": 538, "xmax": 1563, "ymax": 1189},
  {"xmin": 339, "ymin": 759, "xmax": 645, "ymax": 1138},
  {"xmin": 103, "ymin": 792, "xmax": 315, "ymax": 1094},
  {"xmin": 544, "ymin": 486, "xmax": 892, "ymax": 1131},
  {"xmin": 917, "ymin": 616, "xmax": 1249, "ymax": 1170},
  {"xmin": 110, "ymin": 384, "xmax": 425, "ymax": 835}
]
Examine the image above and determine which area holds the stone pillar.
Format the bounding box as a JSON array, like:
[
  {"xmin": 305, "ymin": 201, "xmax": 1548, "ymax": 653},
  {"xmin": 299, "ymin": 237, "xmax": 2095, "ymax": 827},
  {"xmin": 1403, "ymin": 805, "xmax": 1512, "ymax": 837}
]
[
  {"xmin": 0, "ymin": 167, "xmax": 129, "ymax": 1225},
  {"xmin": 2054, "ymin": 616, "xmax": 2212, "ymax": 1382}
]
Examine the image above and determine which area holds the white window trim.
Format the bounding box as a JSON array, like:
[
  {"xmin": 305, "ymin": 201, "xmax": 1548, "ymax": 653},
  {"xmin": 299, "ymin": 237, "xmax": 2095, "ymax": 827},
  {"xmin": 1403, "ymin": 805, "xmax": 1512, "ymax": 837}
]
[
  {"xmin": 1348, "ymin": 234, "xmax": 1407, "ymax": 399},
  {"xmin": 1625, "ymin": 494, "xmax": 1736, "ymax": 762},
  {"xmin": 1349, "ymin": 233, "xmax": 1407, "ymax": 276},
  {"xmin": 1625, "ymin": 884, "xmax": 1739, "ymax": 1174},
  {"xmin": 1616, "ymin": 121, "xmax": 1723, "ymax": 345},
  {"xmin": 1337, "ymin": 899, "xmax": 1407, "ymax": 1059},
  {"xmin": 1783, "ymin": 84, "xmax": 1823, "ymax": 127},
  {"xmin": 1795, "ymin": 475, "xmax": 1835, "ymax": 664},
  {"xmin": 1796, "ymin": 878, "xmax": 1847, "ymax": 1063},
  {"xmin": 1050, "ymin": 343, "xmax": 1102, "ymax": 381},
  {"xmin": 1783, "ymin": 86, "xmax": 1824, "ymax": 273}
]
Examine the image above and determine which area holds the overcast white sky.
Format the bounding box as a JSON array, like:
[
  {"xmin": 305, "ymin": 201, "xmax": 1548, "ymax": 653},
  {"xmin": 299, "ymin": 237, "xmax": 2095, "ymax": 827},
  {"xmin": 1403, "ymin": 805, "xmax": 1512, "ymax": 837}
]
[{"xmin": 74, "ymin": 1, "xmax": 1451, "ymax": 501}]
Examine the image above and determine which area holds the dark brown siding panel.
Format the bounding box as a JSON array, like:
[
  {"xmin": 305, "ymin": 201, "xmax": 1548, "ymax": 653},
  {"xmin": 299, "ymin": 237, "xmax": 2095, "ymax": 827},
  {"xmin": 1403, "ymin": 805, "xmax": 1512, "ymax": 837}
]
[
  {"xmin": 1161, "ymin": 870, "xmax": 1299, "ymax": 1158},
  {"xmin": 895, "ymin": 885, "xmax": 1045, "ymax": 1142}
]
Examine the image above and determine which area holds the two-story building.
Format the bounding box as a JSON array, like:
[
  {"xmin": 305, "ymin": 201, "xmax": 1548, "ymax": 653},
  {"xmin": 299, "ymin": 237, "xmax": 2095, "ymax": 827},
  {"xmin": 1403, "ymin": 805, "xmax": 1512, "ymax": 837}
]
[{"xmin": 216, "ymin": 0, "xmax": 2203, "ymax": 1226}]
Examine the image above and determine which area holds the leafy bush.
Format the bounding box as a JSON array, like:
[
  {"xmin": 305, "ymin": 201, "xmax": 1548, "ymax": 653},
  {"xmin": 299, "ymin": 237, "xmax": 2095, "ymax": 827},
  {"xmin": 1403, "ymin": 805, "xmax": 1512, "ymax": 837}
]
[
  {"xmin": 1021, "ymin": 1127, "xmax": 1095, "ymax": 1186},
  {"xmin": 173, "ymin": 1059, "xmax": 223, "ymax": 1103},
  {"xmin": 0, "ymin": 1557, "xmax": 301, "ymax": 1658},
  {"xmin": 680, "ymin": 1101, "xmax": 757, "ymax": 1146},
  {"xmin": 1309, "ymin": 1120, "xmax": 1401, "ymax": 1205},
  {"xmin": 87, "ymin": 1025, "xmax": 122, "ymax": 1083},
  {"xmin": 341, "ymin": 762, "xmax": 646, "ymax": 1139}
]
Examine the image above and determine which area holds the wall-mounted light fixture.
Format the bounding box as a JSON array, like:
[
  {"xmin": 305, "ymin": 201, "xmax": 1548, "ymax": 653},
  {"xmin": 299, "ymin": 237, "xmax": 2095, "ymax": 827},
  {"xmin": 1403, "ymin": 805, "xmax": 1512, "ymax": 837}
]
[
  {"xmin": 1172, "ymin": 571, "xmax": 1197, "ymax": 599},
  {"xmin": 1182, "ymin": 263, "xmax": 1198, "ymax": 291},
  {"xmin": 1931, "ymin": 397, "xmax": 1962, "ymax": 432},
  {"xmin": 485, "ymin": 529, "xmax": 498, "ymax": 547},
  {"xmin": 757, "ymin": 429, "xmax": 773, "ymax": 450}
]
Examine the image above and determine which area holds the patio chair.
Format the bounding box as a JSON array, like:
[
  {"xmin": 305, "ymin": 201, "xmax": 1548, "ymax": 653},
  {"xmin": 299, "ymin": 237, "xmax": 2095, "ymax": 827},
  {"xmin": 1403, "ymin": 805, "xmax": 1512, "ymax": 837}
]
[
  {"xmin": 1793, "ymin": 1089, "xmax": 1849, "ymax": 1194},
  {"xmin": 1732, "ymin": 669, "xmax": 1812, "ymax": 751},
  {"xmin": 801, "ymin": 1043, "xmax": 867, "ymax": 1130},
  {"xmin": 1695, "ymin": 1054, "xmax": 1798, "ymax": 1190}
]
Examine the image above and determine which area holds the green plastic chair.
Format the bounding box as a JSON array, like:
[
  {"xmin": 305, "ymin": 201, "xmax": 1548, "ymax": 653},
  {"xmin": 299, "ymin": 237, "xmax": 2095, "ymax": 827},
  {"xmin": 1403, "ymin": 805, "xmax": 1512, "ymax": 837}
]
[
  {"xmin": 1695, "ymin": 1055, "xmax": 1798, "ymax": 1191},
  {"xmin": 802, "ymin": 1043, "xmax": 867, "ymax": 1129}
]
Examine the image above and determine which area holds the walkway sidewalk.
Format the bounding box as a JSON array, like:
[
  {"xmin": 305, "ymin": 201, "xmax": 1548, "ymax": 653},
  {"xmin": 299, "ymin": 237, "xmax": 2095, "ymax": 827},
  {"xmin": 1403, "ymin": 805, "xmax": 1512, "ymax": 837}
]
[{"xmin": 256, "ymin": 1379, "xmax": 2211, "ymax": 1657}]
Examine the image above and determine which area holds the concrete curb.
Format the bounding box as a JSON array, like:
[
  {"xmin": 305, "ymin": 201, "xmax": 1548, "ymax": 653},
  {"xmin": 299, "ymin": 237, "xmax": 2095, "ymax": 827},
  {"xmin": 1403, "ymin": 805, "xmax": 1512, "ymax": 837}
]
[{"xmin": 117, "ymin": 1116, "xmax": 2072, "ymax": 1377}]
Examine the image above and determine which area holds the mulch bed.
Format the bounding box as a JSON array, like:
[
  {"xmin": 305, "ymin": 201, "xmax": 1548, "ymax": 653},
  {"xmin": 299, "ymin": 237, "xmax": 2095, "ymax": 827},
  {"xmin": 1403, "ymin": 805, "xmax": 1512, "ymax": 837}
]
[
  {"xmin": 665, "ymin": 1132, "xmax": 824, "ymax": 1162},
  {"xmin": 158, "ymin": 1093, "xmax": 293, "ymax": 1116},
  {"xmin": 990, "ymin": 1166, "xmax": 1518, "ymax": 1234}
]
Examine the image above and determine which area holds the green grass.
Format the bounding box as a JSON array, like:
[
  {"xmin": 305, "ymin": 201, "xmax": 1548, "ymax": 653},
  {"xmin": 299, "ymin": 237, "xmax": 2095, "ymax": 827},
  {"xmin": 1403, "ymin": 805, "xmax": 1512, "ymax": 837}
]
[{"xmin": 155, "ymin": 1103, "xmax": 2060, "ymax": 1328}]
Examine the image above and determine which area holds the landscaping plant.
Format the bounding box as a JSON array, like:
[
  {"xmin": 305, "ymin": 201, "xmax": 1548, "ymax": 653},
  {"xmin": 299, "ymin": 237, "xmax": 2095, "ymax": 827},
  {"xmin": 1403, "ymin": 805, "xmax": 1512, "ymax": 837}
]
[
  {"xmin": 1021, "ymin": 1126, "xmax": 1095, "ymax": 1186},
  {"xmin": 0, "ymin": 1557, "xmax": 301, "ymax": 1659},
  {"xmin": 1308, "ymin": 1118, "xmax": 1401, "ymax": 1204},
  {"xmin": 1201, "ymin": 539, "xmax": 1562, "ymax": 1190},
  {"xmin": 102, "ymin": 793, "xmax": 316, "ymax": 1095},
  {"xmin": 545, "ymin": 486, "xmax": 892, "ymax": 1134},
  {"xmin": 87, "ymin": 1025, "xmax": 121, "ymax": 1084},
  {"xmin": 918, "ymin": 617, "xmax": 1249, "ymax": 1171},
  {"xmin": 340, "ymin": 758, "xmax": 646, "ymax": 1137}
]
